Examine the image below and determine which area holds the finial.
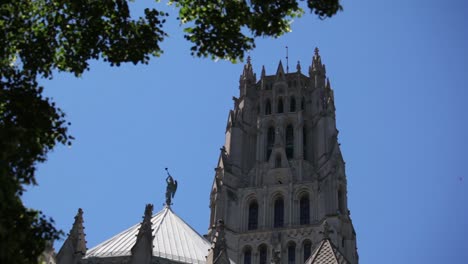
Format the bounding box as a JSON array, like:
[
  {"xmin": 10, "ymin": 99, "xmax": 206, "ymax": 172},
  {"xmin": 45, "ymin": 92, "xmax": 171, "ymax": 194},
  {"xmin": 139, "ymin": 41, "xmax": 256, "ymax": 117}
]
[
  {"xmin": 320, "ymin": 220, "xmax": 334, "ymax": 239},
  {"xmin": 286, "ymin": 46, "xmax": 289, "ymax": 74},
  {"xmin": 144, "ymin": 204, "xmax": 153, "ymax": 219},
  {"xmin": 165, "ymin": 168, "xmax": 178, "ymax": 207},
  {"xmin": 296, "ymin": 60, "xmax": 301, "ymax": 73},
  {"xmin": 314, "ymin": 47, "xmax": 320, "ymax": 57},
  {"xmin": 247, "ymin": 56, "xmax": 251, "ymax": 65}
]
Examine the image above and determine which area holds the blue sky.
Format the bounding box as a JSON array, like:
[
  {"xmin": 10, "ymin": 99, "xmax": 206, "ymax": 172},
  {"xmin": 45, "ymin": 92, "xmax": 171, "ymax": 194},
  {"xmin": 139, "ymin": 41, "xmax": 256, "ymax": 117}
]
[{"xmin": 23, "ymin": 0, "xmax": 468, "ymax": 263}]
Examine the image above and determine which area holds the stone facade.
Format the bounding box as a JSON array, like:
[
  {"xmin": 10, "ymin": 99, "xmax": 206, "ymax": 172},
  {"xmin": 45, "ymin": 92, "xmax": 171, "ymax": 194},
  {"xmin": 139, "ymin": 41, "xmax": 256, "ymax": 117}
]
[{"xmin": 207, "ymin": 49, "xmax": 358, "ymax": 264}]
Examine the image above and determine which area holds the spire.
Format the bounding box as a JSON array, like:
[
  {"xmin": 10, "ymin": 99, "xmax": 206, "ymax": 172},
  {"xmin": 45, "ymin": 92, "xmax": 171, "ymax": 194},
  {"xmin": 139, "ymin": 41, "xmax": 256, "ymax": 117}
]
[
  {"xmin": 297, "ymin": 60, "xmax": 301, "ymax": 73},
  {"xmin": 241, "ymin": 56, "xmax": 255, "ymax": 81},
  {"xmin": 130, "ymin": 204, "xmax": 154, "ymax": 264},
  {"xmin": 56, "ymin": 208, "xmax": 87, "ymax": 264},
  {"xmin": 276, "ymin": 60, "xmax": 286, "ymax": 80},
  {"xmin": 309, "ymin": 47, "xmax": 327, "ymax": 91},
  {"xmin": 312, "ymin": 47, "xmax": 322, "ymax": 70},
  {"xmin": 165, "ymin": 168, "xmax": 177, "ymax": 207},
  {"xmin": 239, "ymin": 56, "xmax": 256, "ymax": 97},
  {"xmin": 261, "ymin": 65, "xmax": 266, "ymax": 78}
]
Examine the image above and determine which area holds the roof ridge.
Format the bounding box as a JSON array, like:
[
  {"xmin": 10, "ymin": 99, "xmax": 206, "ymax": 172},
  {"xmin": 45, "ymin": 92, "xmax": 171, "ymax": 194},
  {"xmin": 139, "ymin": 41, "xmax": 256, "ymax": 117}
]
[
  {"xmin": 310, "ymin": 240, "xmax": 326, "ymax": 263},
  {"xmin": 153, "ymin": 206, "xmax": 170, "ymax": 236},
  {"xmin": 327, "ymin": 239, "xmax": 340, "ymax": 263}
]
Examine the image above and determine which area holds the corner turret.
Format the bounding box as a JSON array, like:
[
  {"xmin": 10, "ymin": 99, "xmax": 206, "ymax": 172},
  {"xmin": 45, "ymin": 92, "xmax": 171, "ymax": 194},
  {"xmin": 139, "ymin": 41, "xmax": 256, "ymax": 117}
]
[
  {"xmin": 239, "ymin": 56, "xmax": 256, "ymax": 97},
  {"xmin": 56, "ymin": 209, "xmax": 87, "ymax": 264},
  {"xmin": 309, "ymin": 47, "xmax": 326, "ymax": 90},
  {"xmin": 130, "ymin": 204, "xmax": 154, "ymax": 264}
]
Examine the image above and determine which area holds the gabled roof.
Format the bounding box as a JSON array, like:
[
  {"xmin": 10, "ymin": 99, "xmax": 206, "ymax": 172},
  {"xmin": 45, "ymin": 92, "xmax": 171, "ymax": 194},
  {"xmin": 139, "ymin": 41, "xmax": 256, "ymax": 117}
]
[
  {"xmin": 85, "ymin": 206, "xmax": 211, "ymax": 264},
  {"xmin": 305, "ymin": 239, "xmax": 349, "ymax": 264}
]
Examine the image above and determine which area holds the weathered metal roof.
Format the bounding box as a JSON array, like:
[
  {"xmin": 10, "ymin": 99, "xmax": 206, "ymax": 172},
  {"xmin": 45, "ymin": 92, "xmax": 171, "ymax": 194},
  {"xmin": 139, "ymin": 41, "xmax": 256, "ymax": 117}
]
[
  {"xmin": 305, "ymin": 239, "xmax": 349, "ymax": 264},
  {"xmin": 85, "ymin": 206, "xmax": 211, "ymax": 263}
]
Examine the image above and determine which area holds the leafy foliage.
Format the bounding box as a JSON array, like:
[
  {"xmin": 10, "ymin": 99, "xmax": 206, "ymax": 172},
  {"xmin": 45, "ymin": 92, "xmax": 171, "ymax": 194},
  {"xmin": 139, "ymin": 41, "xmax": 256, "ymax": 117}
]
[
  {"xmin": 174, "ymin": 0, "xmax": 342, "ymax": 61},
  {"xmin": 0, "ymin": 0, "xmax": 341, "ymax": 263}
]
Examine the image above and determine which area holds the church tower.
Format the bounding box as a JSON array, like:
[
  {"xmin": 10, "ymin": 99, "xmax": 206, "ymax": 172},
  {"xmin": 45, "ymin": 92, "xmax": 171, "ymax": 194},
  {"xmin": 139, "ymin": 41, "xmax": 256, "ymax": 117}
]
[{"xmin": 207, "ymin": 49, "xmax": 358, "ymax": 264}]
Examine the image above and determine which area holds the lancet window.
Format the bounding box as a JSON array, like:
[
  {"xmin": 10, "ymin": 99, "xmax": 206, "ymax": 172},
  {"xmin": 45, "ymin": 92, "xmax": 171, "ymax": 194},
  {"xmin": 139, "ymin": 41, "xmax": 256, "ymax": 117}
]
[
  {"xmin": 273, "ymin": 197, "xmax": 284, "ymax": 228},
  {"xmin": 248, "ymin": 201, "xmax": 258, "ymax": 230},
  {"xmin": 338, "ymin": 189, "xmax": 345, "ymax": 214},
  {"xmin": 244, "ymin": 247, "xmax": 252, "ymax": 264},
  {"xmin": 290, "ymin": 97, "xmax": 296, "ymax": 112},
  {"xmin": 265, "ymin": 100, "xmax": 272, "ymax": 115},
  {"xmin": 277, "ymin": 98, "xmax": 284, "ymax": 113},
  {"xmin": 286, "ymin": 125, "xmax": 294, "ymax": 159},
  {"xmin": 288, "ymin": 243, "xmax": 296, "ymax": 264},
  {"xmin": 266, "ymin": 126, "xmax": 275, "ymax": 161},
  {"xmin": 303, "ymin": 126, "xmax": 308, "ymax": 160},
  {"xmin": 259, "ymin": 245, "xmax": 267, "ymax": 264},
  {"xmin": 299, "ymin": 195, "xmax": 310, "ymax": 225},
  {"xmin": 303, "ymin": 240, "xmax": 312, "ymax": 262}
]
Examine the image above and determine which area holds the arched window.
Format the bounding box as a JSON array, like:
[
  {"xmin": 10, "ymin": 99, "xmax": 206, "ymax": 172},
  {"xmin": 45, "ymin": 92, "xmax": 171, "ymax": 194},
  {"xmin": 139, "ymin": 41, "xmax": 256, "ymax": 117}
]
[
  {"xmin": 275, "ymin": 154, "xmax": 281, "ymax": 168},
  {"xmin": 303, "ymin": 240, "xmax": 312, "ymax": 262},
  {"xmin": 244, "ymin": 247, "xmax": 252, "ymax": 264},
  {"xmin": 300, "ymin": 195, "xmax": 310, "ymax": 225},
  {"xmin": 288, "ymin": 243, "xmax": 296, "ymax": 264},
  {"xmin": 302, "ymin": 126, "xmax": 307, "ymax": 160},
  {"xmin": 259, "ymin": 245, "xmax": 267, "ymax": 264},
  {"xmin": 301, "ymin": 97, "xmax": 305, "ymax": 111},
  {"xmin": 290, "ymin": 97, "xmax": 296, "ymax": 112},
  {"xmin": 277, "ymin": 98, "xmax": 284, "ymax": 113},
  {"xmin": 286, "ymin": 125, "xmax": 294, "ymax": 159},
  {"xmin": 265, "ymin": 100, "xmax": 272, "ymax": 115},
  {"xmin": 248, "ymin": 201, "xmax": 258, "ymax": 230},
  {"xmin": 338, "ymin": 189, "xmax": 345, "ymax": 214},
  {"xmin": 274, "ymin": 197, "xmax": 284, "ymax": 228},
  {"xmin": 266, "ymin": 126, "xmax": 275, "ymax": 161}
]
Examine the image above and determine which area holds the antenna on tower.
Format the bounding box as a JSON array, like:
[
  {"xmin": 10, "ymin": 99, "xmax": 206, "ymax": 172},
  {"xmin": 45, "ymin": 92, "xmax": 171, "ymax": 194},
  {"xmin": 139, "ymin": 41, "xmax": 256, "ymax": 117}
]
[{"xmin": 285, "ymin": 46, "xmax": 289, "ymax": 73}]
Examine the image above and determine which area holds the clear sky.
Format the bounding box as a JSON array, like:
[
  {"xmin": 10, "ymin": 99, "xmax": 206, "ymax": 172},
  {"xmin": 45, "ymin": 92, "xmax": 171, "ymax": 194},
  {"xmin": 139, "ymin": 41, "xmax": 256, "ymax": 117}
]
[{"xmin": 23, "ymin": 0, "xmax": 468, "ymax": 263}]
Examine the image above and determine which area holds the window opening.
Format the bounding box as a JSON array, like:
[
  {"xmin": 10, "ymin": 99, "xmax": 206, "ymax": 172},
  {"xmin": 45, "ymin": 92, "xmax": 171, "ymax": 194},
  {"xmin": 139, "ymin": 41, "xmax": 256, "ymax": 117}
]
[
  {"xmin": 286, "ymin": 125, "xmax": 294, "ymax": 159},
  {"xmin": 266, "ymin": 126, "xmax": 275, "ymax": 161},
  {"xmin": 303, "ymin": 126, "xmax": 307, "ymax": 160},
  {"xmin": 274, "ymin": 197, "xmax": 284, "ymax": 228},
  {"xmin": 248, "ymin": 201, "xmax": 258, "ymax": 230},
  {"xmin": 278, "ymin": 98, "xmax": 284, "ymax": 113},
  {"xmin": 265, "ymin": 100, "xmax": 272, "ymax": 115},
  {"xmin": 303, "ymin": 241, "xmax": 312, "ymax": 262},
  {"xmin": 259, "ymin": 245, "xmax": 267, "ymax": 264},
  {"xmin": 288, "ymin": 243, "xmax": 296, "ymax": 264},
  {"xmin": 300, "ymin": 195, "xmax": 310, "ymax": 225},
  {"xmin": 244, "ymin": 248, "xmax": 252, "ymax": 264},
  {"xmin": 290, "ymin": 97, "xmax": 296, "ymax": 112},
  {"xmin": 338, "ymin": 189, "xmax": 345, "ymax": 214}
]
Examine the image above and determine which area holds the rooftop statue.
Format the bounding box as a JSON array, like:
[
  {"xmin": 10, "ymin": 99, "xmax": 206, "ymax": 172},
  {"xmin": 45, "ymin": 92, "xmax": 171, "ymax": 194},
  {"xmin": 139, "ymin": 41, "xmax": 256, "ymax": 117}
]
[{"xmin": 165, "ymin": 168, "xmax": 177, "ymax": 206}]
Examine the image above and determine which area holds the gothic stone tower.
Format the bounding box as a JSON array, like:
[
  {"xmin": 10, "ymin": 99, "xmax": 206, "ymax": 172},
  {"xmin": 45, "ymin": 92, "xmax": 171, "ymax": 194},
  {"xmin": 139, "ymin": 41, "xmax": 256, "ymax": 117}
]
[{"xmin": 207, "ymin": 49, "xmax": 358, "ymax": 264}]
